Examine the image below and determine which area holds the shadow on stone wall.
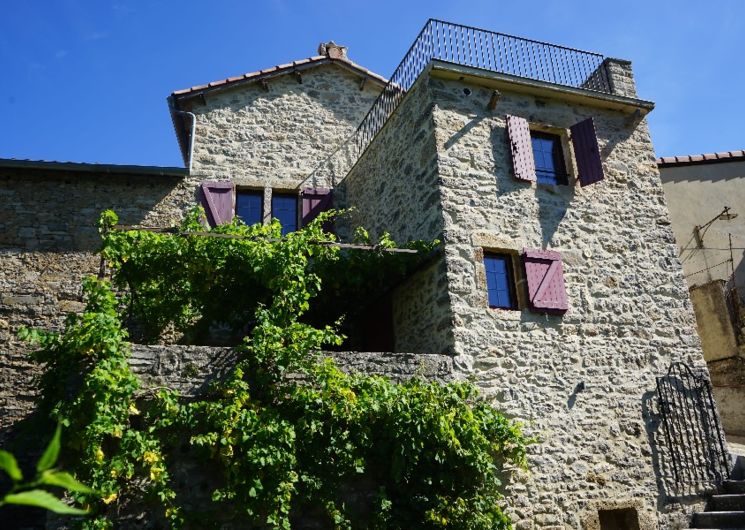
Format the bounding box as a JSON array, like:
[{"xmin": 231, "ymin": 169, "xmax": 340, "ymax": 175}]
[
  {"xmin": 642, "ymin": 382, "xmax": 725, "ymax": 505},
  {"xmin": 641, "ymin": 389, "xmax": 676, "ymax": 507},
  {"xmin": 535, "ymin": 185, "xmax": 574, "ymax": 249},
  {"xmin": 0, "ymin": 171, "xmax": 180, "ymax": 252},
  {"xmin": 444, "ymin": 115, "xmax": 485, "ymax": 151},
  {"xmin": 0, "ymin": 411, "xmax": 53, "ymax": 530}
]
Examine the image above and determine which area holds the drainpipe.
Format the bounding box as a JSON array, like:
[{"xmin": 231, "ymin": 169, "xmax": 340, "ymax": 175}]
[{"xmin": 168, "ymin": 97, "xmax": 197, "ymax": 173}]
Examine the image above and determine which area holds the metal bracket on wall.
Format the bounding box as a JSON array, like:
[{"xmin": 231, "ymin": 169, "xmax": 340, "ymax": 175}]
[
  {"xmin": 694, "ymin": 206, "xmax": 737, "ymax": 248},
  {"xmin": 487, "ymin": 90, "xmax": 501, "ymax": 110},
  {"xmin": 624, "ymin": 108, "xmax": 643, "ymax": 127}
]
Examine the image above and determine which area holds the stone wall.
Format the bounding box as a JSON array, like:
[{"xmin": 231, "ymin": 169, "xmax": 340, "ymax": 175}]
[
  {"xmin": 338, "ymin": 64, "xmax": 712, "ymax": 527},
  {"xmin": 181, "ymin": 63, "xmax": 383, "ymax": 192},
  {"xmin": 0, "ymin": 169, "xmax": 185, "ymax": 250},
  {"xmin": 341, "ymin": 76, "xmax": 454, "ymax": 356},
  {"xmin": 427, "ymin": 73, "xmax": 707, "ymax": 528},
  {"xmin": 0, "ymin": 170, "xmax": 187, "ymax": 439}
]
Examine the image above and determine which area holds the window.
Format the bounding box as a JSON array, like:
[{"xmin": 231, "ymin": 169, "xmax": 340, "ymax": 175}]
[
  {"xmin": 201, "ymin": 183, "xmax": 333, "ymax": 233},
  {"xmin": 235, "ymin": 190, "xmax": 263, "ymax": 226},
  {"xmin": 530, "ymin": 131, "xmax": 568, "ymax": 185},
  {"xmin": 481, "ymin": 248, "xmax": 569, "ymax": 314},
  {"xmin": 484, "ymin": 253, "xmax": 517, "ymax": 310},
  {"xmin": 271, "ymin": 194, "xmax": 298, "ymax": 236},
  {"xmin": 506, "ymin": 114, "xmax": 605, "ymax": 186}
]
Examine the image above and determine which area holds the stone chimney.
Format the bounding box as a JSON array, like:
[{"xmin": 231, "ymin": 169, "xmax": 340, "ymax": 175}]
[{"xmin": 318, "ymin": 41, "xmax": 348, "ymax": 60}]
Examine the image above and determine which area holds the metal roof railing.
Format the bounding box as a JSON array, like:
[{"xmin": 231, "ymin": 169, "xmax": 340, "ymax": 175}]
[{"xmin": 306, "ymin": 19, "xmax": 612, "ymax": 186}]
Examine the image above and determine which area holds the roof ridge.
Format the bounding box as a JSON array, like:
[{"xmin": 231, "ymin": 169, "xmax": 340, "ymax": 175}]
[{"xmin": 171, "ymin": 55, "xmax": 387, "ymax": 97}]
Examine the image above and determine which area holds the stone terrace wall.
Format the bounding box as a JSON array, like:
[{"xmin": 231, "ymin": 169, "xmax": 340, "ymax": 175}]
[
  {"xmin": 428, "ymin": 73, "xmax": 708, "ymax": 528},
  {"xmin": 130, "ymin": 345, "xmax": 455, "ymax": 395},
  {"xmin": 340, "ymin": 77, "xmax": 454, "ymax": 356},
  {"xmin": 181, "ymin": 63, "xmax": 383, "ymax": 192}
]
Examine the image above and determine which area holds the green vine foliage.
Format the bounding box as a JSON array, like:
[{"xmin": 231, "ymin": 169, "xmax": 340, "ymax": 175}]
[{"xmin": 22, "ymin": 208, "xmax": 530, "ymax": 529}]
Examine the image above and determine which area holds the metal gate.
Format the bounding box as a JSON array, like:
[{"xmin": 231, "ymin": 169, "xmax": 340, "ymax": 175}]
[{"xmin": 656, "ymin": 362, "xmax": 730, "ymax": 491}]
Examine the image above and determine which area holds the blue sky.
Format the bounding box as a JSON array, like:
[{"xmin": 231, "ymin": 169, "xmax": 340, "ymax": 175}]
[{"xmin": 1, "ymin": 0, "xmax": 742, "ymax": 167}]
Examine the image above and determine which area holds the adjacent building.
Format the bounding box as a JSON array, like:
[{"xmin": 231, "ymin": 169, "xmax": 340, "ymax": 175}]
[{"xmin": 659, "ymin": 151, "xmax": 745, "ymax": 439}]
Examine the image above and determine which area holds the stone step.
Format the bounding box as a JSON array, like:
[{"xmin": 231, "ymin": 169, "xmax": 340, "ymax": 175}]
[
  {"xmin": 691, "ymin": 511, "xmax": 745, "ymax": 528},
  {"xmin": 725, "ymin": 481, "xmax": 745, "ymax": 494},
  {"xmin": 712, "ymin": 495, "xmax": 745, "ymax": 511}
]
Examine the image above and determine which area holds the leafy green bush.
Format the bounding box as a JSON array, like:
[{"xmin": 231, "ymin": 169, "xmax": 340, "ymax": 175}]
[{"xmin": 20, "ymin": 209, "xmax": 530, "ymax": 529}]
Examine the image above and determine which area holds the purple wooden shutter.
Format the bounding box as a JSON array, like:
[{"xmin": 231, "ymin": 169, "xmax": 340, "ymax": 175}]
[
  {"xmin": 522, "ymin": 249, "xmax": 568, "ymax": 314},
  {"xmin": 301, "ymin": 188, "xmax": 333, "ymax": 226},
  {"xmin": 200, "ymin": 181, "xmax": 234, "ymax": 226},
  {"xmin": 506, "ymin": 115, "xmax": 536, "ymax": 182},
  {"xmin": 570, "ymin": 117, "xmax": 604, "ymax": 186}
]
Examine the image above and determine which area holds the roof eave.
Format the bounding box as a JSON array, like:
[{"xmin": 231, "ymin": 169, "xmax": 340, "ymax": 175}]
[
  {"xmin": 657, "ymin": 150, "xmax": 745, "ymax": 168},
  {"xmin": 429, "ymin": 60, "xmax": 655, "ymax": 115},
  {"xmin": 0, "ymin": 158, "xmax": 188, "ymax": 177},
  {"xmin": 170, "ymin": 56, "xmax": 388, "ymax": 103},
  {"xmin": 168, "ymin": 95, "xmax": 191, "ymax": 168}
]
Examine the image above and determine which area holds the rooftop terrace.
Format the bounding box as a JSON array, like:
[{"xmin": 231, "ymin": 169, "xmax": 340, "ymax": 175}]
[{"xmin": 305, "ymin": 19, "xmax": 639, "ymax": 188}]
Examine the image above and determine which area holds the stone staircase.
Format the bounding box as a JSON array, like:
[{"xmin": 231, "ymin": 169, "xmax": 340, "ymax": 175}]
[{"xmin": 687, "ymin": 453, "xmax": 745, "ymax": 529}]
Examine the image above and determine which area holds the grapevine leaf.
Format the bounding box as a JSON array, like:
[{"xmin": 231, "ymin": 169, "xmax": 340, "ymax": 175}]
[
  {"xmin": 40, "ymin": 470, "xmax": 95, "ymax": 494},
  {"xmin": 3, "ymin": 489, "xmax": 88, "ymax": 515},
  {"xmin": 36, "ymin": 423, "xmax": 62, "ymax": 472},
  {"xmin": 0, "ymin": 450, "xmax": 23, "ymax": 482}
]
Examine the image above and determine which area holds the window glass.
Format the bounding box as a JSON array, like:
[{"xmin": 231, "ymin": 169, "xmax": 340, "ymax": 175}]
[
  {"xmin": 531, "ymin": 132, "xmax": 567, "ymax": 185},
  {"xmin": 235, "ymin": 191, "xmax": 263, "ymax": 226},
  {"xmin": 272, "ymin": 194, "xmax": 298, "ymax": 235},
  {"xmin": 484, "ymin": 253, "xmax": 517, "ymax": 309}
]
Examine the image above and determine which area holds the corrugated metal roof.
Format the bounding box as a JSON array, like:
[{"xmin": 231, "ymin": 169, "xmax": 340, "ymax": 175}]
[
  {"xmin": 0, "ymin": 158, "xmax": 187, "ymax": 177},
  {"xmin": 657, "ymin": 150, "xmax": 745, "ymax": 167}
]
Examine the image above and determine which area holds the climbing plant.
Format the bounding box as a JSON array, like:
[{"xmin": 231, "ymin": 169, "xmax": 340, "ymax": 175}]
[{"xmin": 21, "ymin": 208, "xmax": 530, "ymax": 529}]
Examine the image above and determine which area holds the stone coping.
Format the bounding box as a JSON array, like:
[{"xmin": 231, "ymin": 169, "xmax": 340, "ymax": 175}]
[{"xmin": 129, "ymin": 344, "xmax": 455, "ymax": 396}]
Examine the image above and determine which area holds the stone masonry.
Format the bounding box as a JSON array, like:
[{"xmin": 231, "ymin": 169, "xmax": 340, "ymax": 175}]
[
  {"xmin": 0, "ymin": 59, "xmax": 383, "ymax": 441},
  {"xmin": 178, "ymin": 62, "xmax": 384, "ymax": 215},
  {"xmin": 129, "ymin": 345, "xmax": 455, "ymax": 396},
  {"xmin": 0, "ymin": 168, "xmax": 184, "ymax": 439},
  {"xmin": 340, "ymin": 59, "xmax": 712, "ymax": 528}
]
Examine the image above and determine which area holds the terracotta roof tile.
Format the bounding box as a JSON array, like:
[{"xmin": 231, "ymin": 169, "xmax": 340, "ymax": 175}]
[
  {"xmin": 168, "ymin": 52, "xmax": 388, "ymax": 166},
  {"xmin": 657, "ymin": 150, "xmax": 745, "ymax": 166},
  {"xmin": 171, "ymin": 55, "xmax": 387, "ymax": 98}
]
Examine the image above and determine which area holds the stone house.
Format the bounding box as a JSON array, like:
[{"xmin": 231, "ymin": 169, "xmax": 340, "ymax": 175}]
[
  {"xmin": 2, "ymin": 19, "xmax": 742, "ymax": 530},
  {"xmin": 659, "ymin": 151, "xmax": 745, "ymax": 440}
]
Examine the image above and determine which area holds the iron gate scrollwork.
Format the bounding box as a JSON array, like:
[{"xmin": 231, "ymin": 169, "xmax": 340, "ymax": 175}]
[{"xmin": 656, "ymin": 362, "xmax": 730, "ymax": 491}]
